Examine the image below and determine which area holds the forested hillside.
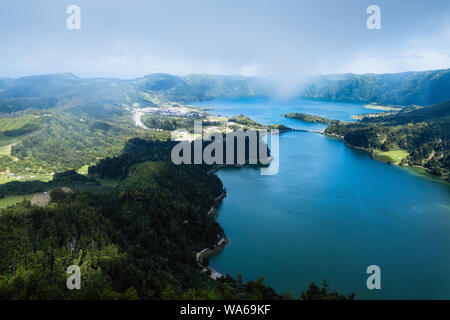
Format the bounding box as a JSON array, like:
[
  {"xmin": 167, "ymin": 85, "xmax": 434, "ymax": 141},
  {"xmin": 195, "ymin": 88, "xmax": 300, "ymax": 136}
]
[
  {"xmin": 132, "ymin": 73, "xmax": 268, "ymax": 102},
  {"xmin": 283, "ymin": 113, "xmax": 340, "ymax": 125},
  {"xmin": 0, "ymin": 73, "xmax": 158, "ymax": 118},
  {"xmin": 325, "ymin": 100, "xmax": 450, "ymax": 180},
  {"xmin": 0, "ymin": 73, "xmax": 267, "ymax": 115},
  {"xmin": 0, "ymin": 138, "xmax": 259, "ymax": 299},
  {"xmin": 302, "ymin": 69, "xmax": 450, "ymax": 106}
]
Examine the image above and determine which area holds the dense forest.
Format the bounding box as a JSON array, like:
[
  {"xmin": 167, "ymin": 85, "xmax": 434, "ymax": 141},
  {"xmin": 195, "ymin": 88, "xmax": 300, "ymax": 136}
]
[{"xmin": 325, "ymin": 100, "xmax": 450, "ymax": 180}]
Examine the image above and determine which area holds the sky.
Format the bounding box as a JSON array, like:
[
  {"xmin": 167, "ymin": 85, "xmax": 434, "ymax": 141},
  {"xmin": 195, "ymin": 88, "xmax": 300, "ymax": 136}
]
[{"xmin": 0, "ymin": 0, "xmax": 449, "ymax": 82}]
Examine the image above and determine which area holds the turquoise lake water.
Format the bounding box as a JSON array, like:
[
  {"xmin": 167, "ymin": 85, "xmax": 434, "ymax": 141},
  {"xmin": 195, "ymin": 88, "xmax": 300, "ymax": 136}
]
[{"xmin": 192, "ymin": 97, "xmax": 450, "ymax": 299}]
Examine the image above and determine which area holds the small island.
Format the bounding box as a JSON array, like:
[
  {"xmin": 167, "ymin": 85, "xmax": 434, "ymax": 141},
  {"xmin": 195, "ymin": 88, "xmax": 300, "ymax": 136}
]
[
  {"xmin": 283, "ymin": 113, "xmax": 340, "ymax": 125},
  {"xmin": 230, "ymin": 114, "xmax": 293, "ymax": 132}
]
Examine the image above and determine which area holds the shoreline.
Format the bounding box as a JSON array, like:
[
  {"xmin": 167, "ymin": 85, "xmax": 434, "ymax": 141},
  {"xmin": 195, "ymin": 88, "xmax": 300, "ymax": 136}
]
[
  {"xmin": 196, "ymin": 118, "xmax": 448, "ymax": 279},
  {"xmin": 324, "ymin": 132, "xmax": 449, "ymax": 183},
  {"xmin": 196, "ymin": 236, "xmax": 229, "ymax": 280},
  {"xmin": 195, "ymin": 188, "xmax": 229, "ymax": 279}
]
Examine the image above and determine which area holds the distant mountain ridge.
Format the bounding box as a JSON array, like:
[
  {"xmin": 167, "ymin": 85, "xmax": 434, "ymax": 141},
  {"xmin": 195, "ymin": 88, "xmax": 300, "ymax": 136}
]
[
  {"xmin": 0, "ymin": 73, "xmax": 154, "ymax": 117},
  {"xmin": 0, "ymin": 73, "xmax": 267, "ymax": 101},
  {"xmin": 132, "ymin": 73, "xmax": 268, "ymax": 102},
  {"xmin": 0, "ymin": 69, "xmax": 449, "ymax": 115},
  {"xmin": 301, "ymin": 69, "xmax": 450, "ymax": 106},
  {"xmin": 0, "ymin": 73, "xmax": 269, "ymax": 116}
]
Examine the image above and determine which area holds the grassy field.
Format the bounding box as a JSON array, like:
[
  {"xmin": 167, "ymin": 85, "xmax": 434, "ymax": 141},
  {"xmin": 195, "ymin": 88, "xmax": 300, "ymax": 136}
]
[
  {"xmin": 0, "ymin": 136, "xmax": 23, "ymax": 151},
  {"xmin": 0, "ymin": 172, "xmax": 54, "ymax": 184},
  {"xmin": 0, "ymin": 115, "xmax": 44, "ymax": 150},
  {"xmin": 0, "ymin": 195, "xmax": 32, "ymax": 209},
  {"xmin": 77, "ymin": 164, "xmax": 90, "ymax": 175},
  {"xmin": 374, "ymin": 149, "xmax": 409, "ymax": 165},
  {"xmin": 0, "ymin": 144, "xmax": 12, "ymax": 156},
  {"xmin": 0, "ymin": 114, "xmax": 42, "ymax": 132}
]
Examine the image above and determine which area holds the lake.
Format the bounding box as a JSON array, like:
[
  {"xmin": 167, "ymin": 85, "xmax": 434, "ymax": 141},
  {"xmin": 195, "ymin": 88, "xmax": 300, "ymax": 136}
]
[{"xmin": 192, "ymin": 97, "xmax": 450, "ymax": 299}]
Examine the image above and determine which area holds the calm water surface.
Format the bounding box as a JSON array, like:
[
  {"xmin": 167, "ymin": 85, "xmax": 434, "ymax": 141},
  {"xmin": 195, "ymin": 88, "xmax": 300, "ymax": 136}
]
[{"xmin": 192, "ymin": 97, "xmax": 450, "ymax": 299}]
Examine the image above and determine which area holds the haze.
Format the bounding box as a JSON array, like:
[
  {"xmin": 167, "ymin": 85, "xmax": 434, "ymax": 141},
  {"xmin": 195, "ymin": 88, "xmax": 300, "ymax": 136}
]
[{"xmin": 0, "ymin": 0, "xmax": 449, "ymax": 84}]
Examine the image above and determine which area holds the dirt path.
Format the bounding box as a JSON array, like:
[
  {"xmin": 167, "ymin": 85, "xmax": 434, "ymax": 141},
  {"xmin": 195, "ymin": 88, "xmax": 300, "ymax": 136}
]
[
  {"xmin": 31, "ymin": 187, "xmax": 72, "ymax": 207},
  {"xmin": 133, "ymin": 110, "xmax": 149, "ymax": 130},
  {"xmin": 31, "ymin": 192, "xmax": 50, "ymax": 206},
  {"xmin": 196, "ymin": 237, "xmax": 228, "ymax": 280},
  {"xmin": 195, "ymin": 190, "xmax": 228, "ymax": 279}
]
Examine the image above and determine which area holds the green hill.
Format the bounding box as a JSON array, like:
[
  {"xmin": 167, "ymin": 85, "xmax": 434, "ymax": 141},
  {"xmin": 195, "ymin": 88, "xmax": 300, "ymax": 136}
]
[
  {"xmin": 284, "ymin": 113, "xmax": 340, "ymax": 125},
  {"xmin": 0, "ymin": 140, "xmax": 278, "ymax": 300},
  {"xmin": 132, "ymin": 73, "xmax": 268, "ymax": 102},
  {"xmin": 325, "ymin": 100, "xmax": 450, "ymax": 180},
  {"xmin": 302, "ymin": 69, "xmax": 450, "ymax": 106},
  {"xmin": 0, "ymin": 115, "xmax": 44, "ymax": 155},
  {"xmin": 362, "ymin": 100, "xmax": 450, "ymax": 124}
]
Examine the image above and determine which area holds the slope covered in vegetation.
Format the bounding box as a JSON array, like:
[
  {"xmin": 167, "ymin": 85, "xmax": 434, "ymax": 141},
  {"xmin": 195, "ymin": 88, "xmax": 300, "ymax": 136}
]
[
  {"xmin": 302, "ymin": 69, "xmax": 450, "ymax": 106},
  {"xmin": 325, "ymin": 100, "xmax": 450, "ymax": 180},
  {"xmin": 284, "ymin": 113, "xmax": 340, "ymax": 125}
]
